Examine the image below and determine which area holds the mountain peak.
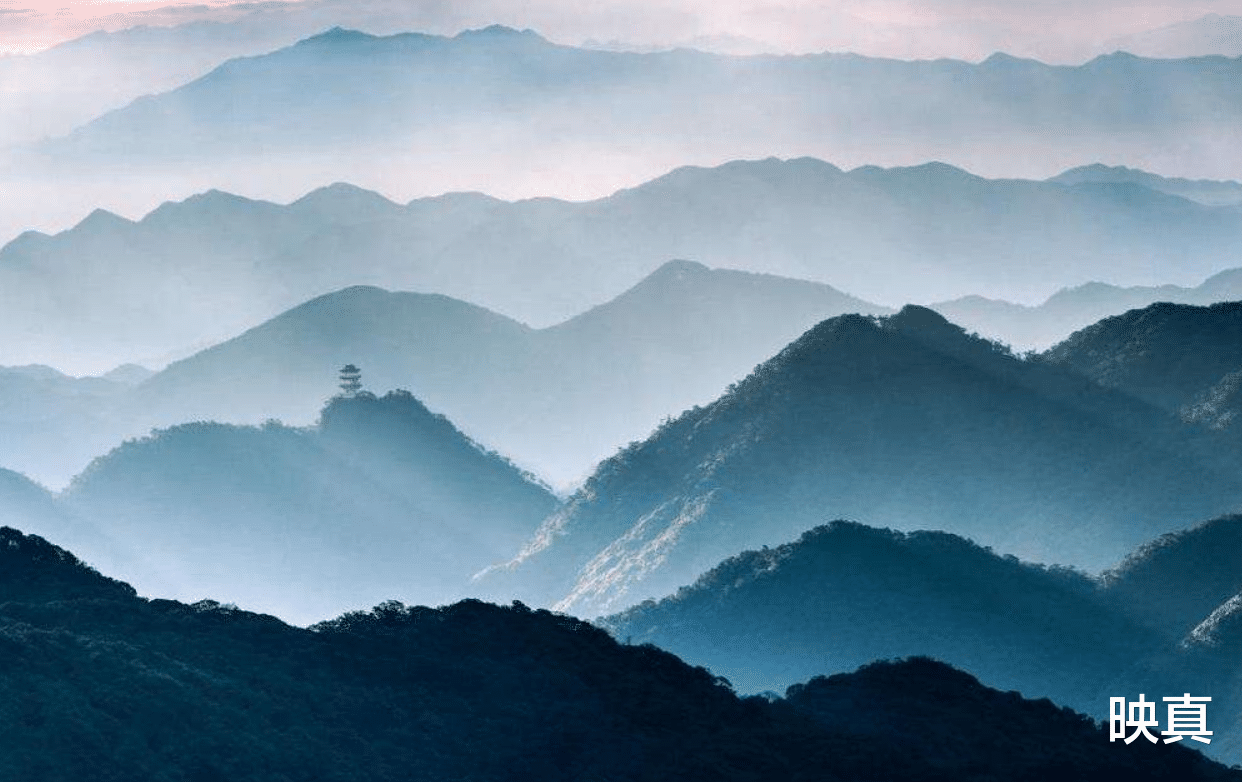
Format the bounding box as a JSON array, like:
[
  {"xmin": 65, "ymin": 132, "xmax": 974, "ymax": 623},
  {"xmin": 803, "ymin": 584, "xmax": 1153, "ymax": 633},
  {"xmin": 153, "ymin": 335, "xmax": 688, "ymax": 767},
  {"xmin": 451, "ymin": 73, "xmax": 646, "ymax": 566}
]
[
  {"xmin": 980, "ymin": 51, "xmax": 1044, "ymax": 68},
  {"xmin": 630, "ymin": 157, "xmax": 845, "ymax": 197},
  {"xmin": 1054, "ymin": 163, "xmax": 1139, "ymax": 179},
  {"xmin": 173, "ymin": 188, "xmax": 267, "ymax": 213},
  {"xmin": 290, "ymin": 182, "xmax": 401, "ymax": 218},
  {"xmin": 647, "ymin": 258, "xmax": 711, "ymax": 279},
  {"xmin": 297, "ymin": 27, "xmax": 377, "ymax": 47},
  {"xmin": 1086, "ymin": 50, "xmax": 1144, "ymax": 66},
  {"xmin": 902, "ymin": 160, "xmax": 981, "ymax": 180},
  {"xmin": 140, "ymin": 189, "xmax": 275, "ymax": 227},
  {"xmin": 75, "ymin": 208, "xmax": 132, "ymax": 232},
  {"xmin": 100, "ymin": 363, "xmax": 154, "ymax": 385},
  {"xmin": 887, "ymin": 304, "xmax": 955, "ymax": 331},
  {"xmin": 298, "ymin": 181, "xmax": 389, "ymax": 200},
  {"xmin": 846, "ymin": 161, "xmax": 983, "ymax": 187},
  {"xmin": 454, "ymin": 25, "xmax": 547, "ymax": 44}
]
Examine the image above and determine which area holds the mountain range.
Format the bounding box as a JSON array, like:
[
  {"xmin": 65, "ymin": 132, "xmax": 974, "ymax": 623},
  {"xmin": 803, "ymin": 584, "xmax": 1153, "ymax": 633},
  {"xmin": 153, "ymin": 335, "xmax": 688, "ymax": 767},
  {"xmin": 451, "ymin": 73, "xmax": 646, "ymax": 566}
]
[
  {"xmin": 0, "ymin": 364, "xmax": 143, "ymax": 490},
  {"xmin": 0, "ymin": 260, "xmax": 885, "ymax": 488},
  {"xmin": 933, "ymin": 268, "xmax": 1242, "ymax": 351},
  {"xmin": 6, "ymin": 24, "xmax": 1242, "ymax": 256},
  {"xmin": 1051, "ymin": 164, "xmax": 1242, "ymax": 207},
  {"xmin": 482, "ymin": 304, "xmax": 1242, "ymax": 615},
  {"xmin": 7, "ymin": 286, "xmax": 1242, "ymax": 630},
  {"xmin": 4, "ymin": 157, "xmax": 1242, "ymax": 376},
  {"xmin": 32, "ymin": 26, "xmax": 1242, "ymax": 183},
  {"xmin": 127, "ymin": 262, "xmax": 885, "ymax": 488},
  {"xmin": 0, "ymin": 20, "xmax": 308, "ymax": 150},
  {"xmin": 9, "ymin": 13, "xmax": 1242, "ymax": 778},
  {"xmin": 2, "ymin": 525, "xmax": 1235, "ymax": 781}
]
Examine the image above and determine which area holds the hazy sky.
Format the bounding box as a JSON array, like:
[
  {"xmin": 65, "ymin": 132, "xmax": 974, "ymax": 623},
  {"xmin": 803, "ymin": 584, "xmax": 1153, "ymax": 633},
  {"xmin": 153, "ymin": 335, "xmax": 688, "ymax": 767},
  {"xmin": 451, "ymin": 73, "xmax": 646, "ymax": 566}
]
[{"xmin": 3, "ymin": 0, "xmax": 1242, "ymax": 60}]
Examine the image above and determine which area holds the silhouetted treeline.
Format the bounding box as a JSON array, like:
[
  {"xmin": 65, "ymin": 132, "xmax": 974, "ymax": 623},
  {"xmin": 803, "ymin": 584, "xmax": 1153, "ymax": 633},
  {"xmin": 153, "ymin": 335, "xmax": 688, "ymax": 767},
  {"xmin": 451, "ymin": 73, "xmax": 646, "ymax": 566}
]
[{"xmin": 2, "ymin": 526, "xmax": 1237, "ymax": 782}]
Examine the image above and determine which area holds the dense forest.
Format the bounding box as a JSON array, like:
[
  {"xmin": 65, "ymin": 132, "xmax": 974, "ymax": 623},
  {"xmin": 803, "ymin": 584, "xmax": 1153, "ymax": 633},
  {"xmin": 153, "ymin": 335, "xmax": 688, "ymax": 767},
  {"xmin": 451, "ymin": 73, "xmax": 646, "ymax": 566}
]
[{"xmin": 0, "ymin": 526, "xmax": 1237, "ymax": 782}]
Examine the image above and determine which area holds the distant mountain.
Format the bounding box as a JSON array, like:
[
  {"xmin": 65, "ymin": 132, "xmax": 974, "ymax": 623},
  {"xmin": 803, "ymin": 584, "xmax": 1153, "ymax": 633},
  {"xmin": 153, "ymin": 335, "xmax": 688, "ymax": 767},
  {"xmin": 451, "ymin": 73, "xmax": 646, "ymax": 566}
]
[
  {"xmin": 129, "ymin": 262, "xmax": 886, "ymax": 488},
  {"xmin": 483, "ymin": 306, "xmax": 1242, "ymax": 615},
  {"xmin": 1107, "ymin": 14, "xmax": 1242, "ymax": 59},
  {"xmin": 4, "ymin": 157, "xmax": 1242, "ymax": 374},
  {"xmin": 60, "ymin": 391, "xmax": 558, "ymax": 623},
  {"xmin": 0, "ymin": 186, "xmax": 400, "ymax": 373},
  {"xmin": 128, "ymin": 285, "xmax": 534, "ymax": 451},
  {"xmin": 0, "ymin": 365, "xmax": 138, "ymax": 491},
  {"xmin": 602, "ymin": 522, "xmax": 1151, "ymax": 703},
  {"xmin": 0, "ymin": 469, "xmax": 67, "ymax": 542},
  {"xmin": 0, "ymin": 20, "xmax": 308, "ymax": 148},
  {"xmin": 0, "ymin": 469, "xmax": 122, "ymax": 582},
  {"xmin": 0, "ymin": 526, "xmax": 1235, "ymax": 782},
  {"xmin": 1042, "ymin": 301, "xmax": 1242, "ymax": 420},
  {"xmin": 99, "ymin": 363, "xmax": 154, "ymax": 385},
  {"xmin": 1051, "ymin": 164, "xmax": 1242, "ymax": 206},
  {"xmin": 932, "ymin": 268, "xmax": 1242, "ymax": 351},
  {"xmin": 32, "ymin": 28, "xmax": 1242, "ymax": 186}
]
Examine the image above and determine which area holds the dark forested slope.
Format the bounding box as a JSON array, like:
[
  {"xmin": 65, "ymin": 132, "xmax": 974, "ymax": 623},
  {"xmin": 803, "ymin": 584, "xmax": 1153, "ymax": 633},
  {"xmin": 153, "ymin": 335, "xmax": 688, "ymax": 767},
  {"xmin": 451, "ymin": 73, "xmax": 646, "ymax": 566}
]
[{"xmin": 0, "ymin": 526, "xmax": 1235, "ymax": 782}]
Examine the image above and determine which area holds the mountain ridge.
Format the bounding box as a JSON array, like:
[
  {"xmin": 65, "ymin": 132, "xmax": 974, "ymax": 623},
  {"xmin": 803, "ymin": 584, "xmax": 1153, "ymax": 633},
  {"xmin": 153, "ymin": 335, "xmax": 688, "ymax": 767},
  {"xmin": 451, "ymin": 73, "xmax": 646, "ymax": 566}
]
[
  {"xmin": 485, "ymin": 305, "xmax": 1242, "ymax": 614},
  {"xmin": 10, "ymin": 24, "xmax": 1242, "ymax": 253},
  {"xmin": 5, "ymin": 156, "xmax": 1242, "ymax": 374},
  {"xmin": 1, "ymin": 523, "xmax": 1235, "ymax": 780}
]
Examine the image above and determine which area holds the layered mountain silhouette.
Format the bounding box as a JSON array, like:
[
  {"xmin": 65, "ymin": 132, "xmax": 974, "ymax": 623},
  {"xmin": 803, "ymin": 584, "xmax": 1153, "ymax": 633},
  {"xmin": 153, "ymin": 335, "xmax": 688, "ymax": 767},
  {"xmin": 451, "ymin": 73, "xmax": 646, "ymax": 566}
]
[
  {"xmin": 483, "ymin": 306, "xmax": 1242, "ymax": 615},
  {"xmin": 1051, "ymin": 164, "xmax": 1242, "ymax": 207},
  {"xmin": 4, "ymin": 158, "xmax": 1242, "ymax": 375},
  {"xmin": 0, "ymin": 525, "xmax": 1237, "ymax": 781},
  {"xmin": 0, "ymin": 364, "xmax": 141, "ymax": 488},
  {"xmin": 602, "ymin": 522, "xmax": 1151, "ymax": 701},
  {"xmin": 0, "ymin": 469, "xmax": 72, "ymax": 547},
  {"xmin": 933, "ymin": 268, "xmax": 1242, "ymax": 350},
  {"xmin": 31, "ymin": 28, "xmax": 1242, "ymax": 188},
  {"xmin": 0, "ymin": 20, "xmax": 307, "ymax": 148},
  {"xmin": 1043, "ymin": 301, "xmax": 1242, "ymax": 426},
  {"xmin": 602, "ymin": 519, "xmax": 1242, "ymax": 764},
  {"xmin": 58, "ymin": 391, "xmax": 557, "ymax": 624},
  {"xmin": 0, "ymin": 260, "xmax": 885, "ymax": 488},
  {"xmin": 127, "ymin": 262, "xmax": 885, "ymax": 488}
]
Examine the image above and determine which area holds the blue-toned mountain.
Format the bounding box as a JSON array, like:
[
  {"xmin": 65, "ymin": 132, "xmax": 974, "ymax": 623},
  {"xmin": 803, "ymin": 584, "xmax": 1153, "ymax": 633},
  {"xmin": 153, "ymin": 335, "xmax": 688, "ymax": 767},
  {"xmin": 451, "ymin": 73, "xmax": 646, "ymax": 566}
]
[{"xmin": 485, "ymin": 306, "xmax": 1242, "ymax": 615}]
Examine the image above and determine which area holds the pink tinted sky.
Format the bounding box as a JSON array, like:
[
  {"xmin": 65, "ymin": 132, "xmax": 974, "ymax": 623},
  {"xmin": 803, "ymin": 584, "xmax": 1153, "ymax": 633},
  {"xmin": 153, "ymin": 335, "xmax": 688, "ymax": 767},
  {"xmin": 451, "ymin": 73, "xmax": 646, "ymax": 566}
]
[
  {"xmin": 3, "ymin": 0, "xmax": 1242, "ymax": 60},
  {"xmin": 0, "ymin": 0, "xmax": 262, "ymax": 53}
]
